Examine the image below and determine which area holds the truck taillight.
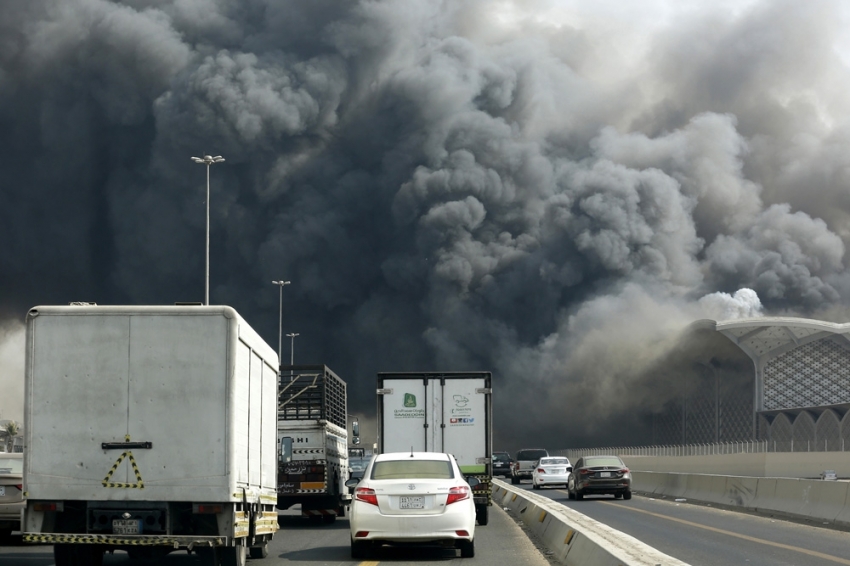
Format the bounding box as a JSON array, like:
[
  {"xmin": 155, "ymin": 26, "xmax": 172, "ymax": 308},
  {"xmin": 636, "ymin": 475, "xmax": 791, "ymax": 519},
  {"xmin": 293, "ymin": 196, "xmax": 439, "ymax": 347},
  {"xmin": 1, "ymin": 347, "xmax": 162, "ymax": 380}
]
[
  {"xmin": 446, "ymin": 486, "xmax": 470, "ymax": 505},
  {"xmin": 193, "ymin": 504, "xmax": 223, "ymax": 514},
  {"xmin": 355, "ymin": 487, "xmax": 378, "ymax": 506},
  {"xmin": 15, "ymin": 484, "xmax": 22, "ymax": 491},
  {"xmin": 33, "ymin": 502, "xmax": 64, "ymax": 512}
]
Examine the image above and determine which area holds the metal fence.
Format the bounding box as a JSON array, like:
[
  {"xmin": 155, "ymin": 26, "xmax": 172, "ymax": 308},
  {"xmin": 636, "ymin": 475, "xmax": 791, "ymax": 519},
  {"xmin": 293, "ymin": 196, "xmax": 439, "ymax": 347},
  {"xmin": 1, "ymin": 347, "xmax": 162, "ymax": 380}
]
[{"xmin": 552, "ymin": 438, "xmax": 849, "ymax": 461}]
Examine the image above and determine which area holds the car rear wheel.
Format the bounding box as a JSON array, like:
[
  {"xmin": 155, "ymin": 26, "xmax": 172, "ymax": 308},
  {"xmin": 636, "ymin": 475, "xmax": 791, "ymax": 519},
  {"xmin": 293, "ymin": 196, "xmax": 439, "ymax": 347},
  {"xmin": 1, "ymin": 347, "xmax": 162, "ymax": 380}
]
[
  {"xmin": 532, "ymin": 481, "xmax": 540, "ymax": 490},
  {"xmin": 623, "ymin": 490, "xmax": 632, "ymax": 500},
  {"xmin": 568, "ymin": 489, "xmax": 575, "ymax": 500},
  {"xmin": 511, "ymin": 475, "xmax": 519, "ymax": 485},
  {"xmin": 351, "ymin": 539, "xmax": 370, "ymax": 559},
  {"xmin": 614, "ymin": 492, "xmax": 623, "ymax": 499},
  {"xmin": 458, "ymin": 539, "xmax": 475, "ymax": 558},
  {"xmin": 575, "ymin": 490, "xmax": 584, "ymax": 501}
]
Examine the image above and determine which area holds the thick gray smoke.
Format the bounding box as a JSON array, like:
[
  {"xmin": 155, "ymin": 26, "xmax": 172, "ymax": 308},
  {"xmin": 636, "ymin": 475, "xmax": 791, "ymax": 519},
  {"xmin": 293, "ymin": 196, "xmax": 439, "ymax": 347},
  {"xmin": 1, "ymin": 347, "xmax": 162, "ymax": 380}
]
[{"xmin": 2, "ymin": 0, "xmax": 850, "ymax": 449}]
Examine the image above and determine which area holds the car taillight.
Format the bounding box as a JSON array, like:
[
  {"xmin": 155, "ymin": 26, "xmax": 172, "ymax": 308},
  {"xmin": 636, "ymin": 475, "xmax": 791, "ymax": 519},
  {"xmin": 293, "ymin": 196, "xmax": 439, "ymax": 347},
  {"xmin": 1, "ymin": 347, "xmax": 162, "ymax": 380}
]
[
  {"xmin": 446, "ymin": 485, "xmax": 470, "ymax": 505},
  {"xmin": 620, "ymin": 468, "xmax": 630, "ymax": 474},
  {"xmin": 355, "ymin": 487, "xmax": 378, "ymax": 506},
  {"xmin": 580, "ymin": 469, "xmax": 593, "ymax": 475},
  {"xmin": 537, "ymin": 468, "xmax": 545, "ymax": 474}
]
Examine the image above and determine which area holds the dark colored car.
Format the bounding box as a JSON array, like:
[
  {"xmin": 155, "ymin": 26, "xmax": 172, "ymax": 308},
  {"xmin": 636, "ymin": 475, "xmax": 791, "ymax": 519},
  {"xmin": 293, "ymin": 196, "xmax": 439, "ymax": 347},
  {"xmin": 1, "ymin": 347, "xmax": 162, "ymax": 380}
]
[
  {"xmin": 567, "ymin": 455, "xmax": 631, "ymax": 500},
  {"xmin": 492, "ymin": 451, "xmax": 512, "ymax": 478}
]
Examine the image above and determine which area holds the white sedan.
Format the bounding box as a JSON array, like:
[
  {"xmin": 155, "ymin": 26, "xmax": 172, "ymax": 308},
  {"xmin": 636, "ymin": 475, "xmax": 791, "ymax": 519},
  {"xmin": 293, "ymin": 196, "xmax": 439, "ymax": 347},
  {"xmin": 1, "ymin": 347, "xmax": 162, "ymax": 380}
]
[
  {"xmin": 531, "ymin": 456, "xmax": 572, "ymax": 490},
  {"xmin": 346, "ymin": 451, "xmax": 478, "ymax": 559}
]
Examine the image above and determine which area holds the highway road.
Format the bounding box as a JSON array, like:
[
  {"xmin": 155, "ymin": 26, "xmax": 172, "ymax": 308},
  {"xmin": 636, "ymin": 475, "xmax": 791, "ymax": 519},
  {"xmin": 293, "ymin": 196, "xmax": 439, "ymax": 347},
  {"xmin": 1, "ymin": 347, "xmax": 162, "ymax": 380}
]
[
  {"xmin": 512, "ymin": 480, "xmax": 850, "ymax": 566},
  {"xmin": 0, "ymin": 506, "xmax": 553, "ymax": 566}
]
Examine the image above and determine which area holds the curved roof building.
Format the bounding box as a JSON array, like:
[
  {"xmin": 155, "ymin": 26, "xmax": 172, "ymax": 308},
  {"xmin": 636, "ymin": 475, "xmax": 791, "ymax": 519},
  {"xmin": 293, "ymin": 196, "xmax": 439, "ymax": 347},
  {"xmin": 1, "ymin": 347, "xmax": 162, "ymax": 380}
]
[{"xmin": 713, "ymin": 317, "xmax": 850, "ymax": 451}]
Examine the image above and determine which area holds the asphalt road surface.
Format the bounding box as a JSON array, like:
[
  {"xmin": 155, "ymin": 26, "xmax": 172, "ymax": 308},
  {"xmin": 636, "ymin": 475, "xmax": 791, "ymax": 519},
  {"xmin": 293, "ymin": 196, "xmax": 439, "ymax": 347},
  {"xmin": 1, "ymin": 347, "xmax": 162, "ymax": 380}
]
[
  {"xmin": 0, "ymin": 505, "xmax": 552, "ymax": 566},
  {"xmin": 515, "ymin": 481, "xmax": 850, "ymax": 566}
]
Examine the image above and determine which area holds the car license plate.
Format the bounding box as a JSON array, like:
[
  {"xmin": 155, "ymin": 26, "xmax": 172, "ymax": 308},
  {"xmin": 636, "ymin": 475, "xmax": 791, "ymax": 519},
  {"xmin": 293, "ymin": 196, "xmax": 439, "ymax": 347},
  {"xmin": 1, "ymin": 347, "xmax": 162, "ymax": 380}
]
[
  {"xmin": 112, "ymin": 519, "xmax": 142, "ymax": 535},
  {"xmin": 554, "ymin": 468, "xmax": 565, "ymax": 474},
  {"xmin": 600, "ymin": 472, "xmax": 611, "ymax": 478},
  {"xmin": 399, "ymin": 496, "xmax": 424, "ymax": 509},
  {"xmin": 0, "ymin": 486, "xmax": 4, "ymax": 497}
]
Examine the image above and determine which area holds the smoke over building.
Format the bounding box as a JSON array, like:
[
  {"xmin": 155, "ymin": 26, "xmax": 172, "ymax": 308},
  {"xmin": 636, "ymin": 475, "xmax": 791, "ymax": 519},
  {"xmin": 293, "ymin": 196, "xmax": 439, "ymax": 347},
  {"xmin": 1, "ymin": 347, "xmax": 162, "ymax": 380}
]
[{"xmin": 2, "ymin": 1, "xmax": 850, "ymax": 449}]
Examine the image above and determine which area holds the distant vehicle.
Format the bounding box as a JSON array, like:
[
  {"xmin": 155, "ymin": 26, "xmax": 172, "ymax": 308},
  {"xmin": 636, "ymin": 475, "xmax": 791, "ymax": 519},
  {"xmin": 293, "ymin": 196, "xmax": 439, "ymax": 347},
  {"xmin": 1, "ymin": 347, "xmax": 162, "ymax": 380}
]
[
  {"xmin": 531, "ymin": 456, "xmax": 572, "ymax": 490},
  {"xmin": 0, "ymin": 452, "xmax": 23, "ymax": 540},
  {"xmin": 567, "ymin": 455, "xmax": 631, "ymax": 500},
  {"xmin": 277, "ymin": 365, "xmax": 351, "ymax": 523},
  {"xmin": 346, "ymin": 452, "xmax": 478, "ymax": 559},
  {"xmin": 377, "ymin": 372, "xmax": 493, "ymax": 526},
  {"xmin": 348, "ymin": 457, "xmax": 370, "ymax": 482},
  {"xmin": 492, "ymin": 451, "xmax": 512, "ymax": 478},
  {"xmin": 511, "ymin": 448, "xmax": 549, "ymax": 484},
  {"xmin": 820, "ymin": 470, "xmax": 838, "ymax": 481}
]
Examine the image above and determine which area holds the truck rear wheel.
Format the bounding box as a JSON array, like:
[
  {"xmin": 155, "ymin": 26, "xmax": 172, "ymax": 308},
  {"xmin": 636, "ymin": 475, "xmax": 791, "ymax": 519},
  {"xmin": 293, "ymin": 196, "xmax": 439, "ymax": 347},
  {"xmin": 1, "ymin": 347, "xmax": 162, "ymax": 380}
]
[
  {"xmin": 475, "ymin": 504, "xmax": 489, "ymax": 526},
  {"xmin": 322, "ymin": 514, "xmax": 337, "ymax": 524},
  {"xmin": 54, "ymin": 544, "xmax": 104, "ymax": 566},
  {"xmin": 219, "ymin": 544, "xmax": 247, "ymax": 566},
  {"xmin": 249, "ymin": 541, "xmax": 269, "ymax": 559}
]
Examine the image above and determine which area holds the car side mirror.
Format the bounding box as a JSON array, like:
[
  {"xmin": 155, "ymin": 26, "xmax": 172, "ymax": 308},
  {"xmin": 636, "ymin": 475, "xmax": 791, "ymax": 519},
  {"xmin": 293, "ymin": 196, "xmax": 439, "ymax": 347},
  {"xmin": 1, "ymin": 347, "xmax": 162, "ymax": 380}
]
[
  {"xmin": 466, "ymin": 477, "xmax": 481, "ymax": 488},
  {"xmin": 345, "ymin": 478, "xmax": 360, "ymax": 488}
]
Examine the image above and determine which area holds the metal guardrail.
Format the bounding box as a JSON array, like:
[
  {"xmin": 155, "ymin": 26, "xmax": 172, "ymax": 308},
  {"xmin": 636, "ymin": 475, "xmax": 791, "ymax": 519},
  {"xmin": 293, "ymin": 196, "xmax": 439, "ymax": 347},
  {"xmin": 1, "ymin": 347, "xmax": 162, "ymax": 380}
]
[{"xmin": 552, "ymin": 438, "xmax": 848, "ymax": 460}]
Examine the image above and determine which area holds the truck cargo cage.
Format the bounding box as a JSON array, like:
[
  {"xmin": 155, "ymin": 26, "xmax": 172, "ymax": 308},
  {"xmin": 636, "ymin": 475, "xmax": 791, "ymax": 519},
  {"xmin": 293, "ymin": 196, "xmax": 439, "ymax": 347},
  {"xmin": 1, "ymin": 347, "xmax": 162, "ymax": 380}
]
[{"xmin": 279, "ymin": 365, "xmax": 347, "ymax": 429}]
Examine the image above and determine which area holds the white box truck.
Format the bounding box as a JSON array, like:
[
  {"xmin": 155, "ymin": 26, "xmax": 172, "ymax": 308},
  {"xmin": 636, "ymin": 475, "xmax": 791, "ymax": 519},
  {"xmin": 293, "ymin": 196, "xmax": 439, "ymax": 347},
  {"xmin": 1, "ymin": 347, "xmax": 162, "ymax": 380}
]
[
  {"xmin": 22, "ymin": 305, "xmax": 279, "ymax": 566},
  {"xmin": 277, "ymin": 365, "xmax": 350, "ymax": 522},
  {"xmin": 376, "ymin": 372, "xmax": 493, "ymax": 525}
]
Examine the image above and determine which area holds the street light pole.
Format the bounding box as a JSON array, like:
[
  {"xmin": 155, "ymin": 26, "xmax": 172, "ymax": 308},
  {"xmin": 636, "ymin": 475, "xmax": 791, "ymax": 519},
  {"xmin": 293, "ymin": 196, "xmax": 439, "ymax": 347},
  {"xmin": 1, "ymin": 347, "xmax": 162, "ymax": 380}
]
[
  {"xmin": 286, "ymin": 332, "xmax": 299, "ymax": 381},
  {"xmin": 191, "ymin": 154, "xmax": 225, "ymax": 305},
  {"xmin": 272, "ymin": 280, "xmax": 291, "ymax": 369}
]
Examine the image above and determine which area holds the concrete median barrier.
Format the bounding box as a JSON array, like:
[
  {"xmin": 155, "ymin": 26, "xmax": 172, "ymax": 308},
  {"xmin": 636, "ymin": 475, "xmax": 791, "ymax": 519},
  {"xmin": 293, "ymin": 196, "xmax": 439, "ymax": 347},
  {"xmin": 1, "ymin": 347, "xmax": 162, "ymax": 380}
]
[
  {"xmin": 631, "ymin": 471, "xmax": 850, "ymax": 528},
  {"xmin": 493, "ymin": 479, "xmax": 690, "ymax": 566}
]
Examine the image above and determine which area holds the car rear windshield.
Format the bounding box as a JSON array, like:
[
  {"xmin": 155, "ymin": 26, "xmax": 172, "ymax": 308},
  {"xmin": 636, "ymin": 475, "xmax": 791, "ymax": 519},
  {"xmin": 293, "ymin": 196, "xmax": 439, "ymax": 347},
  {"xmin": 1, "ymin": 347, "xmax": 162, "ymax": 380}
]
[
  {"xmin": 0, "ymin": 458, "xmax": 22, "ymax": 474},
  {"xmin": 371, "ymin": 460, "xmax": 454, "ymax": 480},
  {"xmin": 517, "ymin": 450, "xmax": 548, "ymax": 460},
  {"xmin": 584, "ymin": 456, "xmax": 624, "ymax": 468},
  {"xmin": 540, "ymin": 458, "xmax": 569, "ymax": 466},
  {"xmin": 493, "ymin": 453, "xmax": 510, "ymax": 462}
]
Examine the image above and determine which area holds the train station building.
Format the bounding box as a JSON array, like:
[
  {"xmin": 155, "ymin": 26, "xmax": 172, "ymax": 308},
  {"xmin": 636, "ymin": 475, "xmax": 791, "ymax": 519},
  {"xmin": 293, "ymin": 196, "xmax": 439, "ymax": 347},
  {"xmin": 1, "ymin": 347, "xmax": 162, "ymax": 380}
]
[{"xmin": 649, "ymin": 318, "xmax": 850, "ymax": 451}]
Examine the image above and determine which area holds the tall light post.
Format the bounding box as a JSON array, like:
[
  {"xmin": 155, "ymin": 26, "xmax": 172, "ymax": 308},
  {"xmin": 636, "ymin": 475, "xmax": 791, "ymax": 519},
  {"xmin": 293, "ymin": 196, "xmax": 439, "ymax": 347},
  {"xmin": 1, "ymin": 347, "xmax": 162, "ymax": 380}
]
[
  {"xmin": 272, "ymin": 280, "xmax": 291, "ymax": 369},
  {"xmin": 191, "ymin": 154, "xmax": 225, "ymax": 305},
  {"xmin": 286, "ymin": 332, "xmax": 299, "ymax": 381}
]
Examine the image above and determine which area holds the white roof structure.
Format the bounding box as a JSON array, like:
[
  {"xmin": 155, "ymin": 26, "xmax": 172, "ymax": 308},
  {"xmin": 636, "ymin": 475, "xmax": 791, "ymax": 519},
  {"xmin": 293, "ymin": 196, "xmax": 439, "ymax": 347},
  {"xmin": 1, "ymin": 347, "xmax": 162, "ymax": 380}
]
[{"xmin": 714, "ymin": 318, "xmax": 850, "ymax": 412}]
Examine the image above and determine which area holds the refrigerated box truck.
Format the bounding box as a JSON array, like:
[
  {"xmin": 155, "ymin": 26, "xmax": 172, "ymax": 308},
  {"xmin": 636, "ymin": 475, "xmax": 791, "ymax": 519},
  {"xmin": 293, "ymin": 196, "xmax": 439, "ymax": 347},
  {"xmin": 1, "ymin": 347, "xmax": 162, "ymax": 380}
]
[
  {"xmin": 22, "ymin": 305, "xmax": 279, "ymax": 566},
  {"xmin": 277, "ymin": 365, "xmax": 350, "ymax": 522},
  {"xmin": 376, "ymin": 372, "xmax": 493, "ymax": 525}
]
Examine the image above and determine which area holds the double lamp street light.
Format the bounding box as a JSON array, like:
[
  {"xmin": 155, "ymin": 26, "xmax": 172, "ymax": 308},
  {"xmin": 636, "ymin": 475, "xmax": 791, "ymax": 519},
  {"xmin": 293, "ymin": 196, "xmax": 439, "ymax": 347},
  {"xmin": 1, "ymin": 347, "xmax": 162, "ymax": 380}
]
[
  {"xmin": 191, "ymin": 154, "xmax": 225, "ymax": 305},
  {"xmin": 192, "ymin": 156, "xmax": 300, "ymax": 377}
]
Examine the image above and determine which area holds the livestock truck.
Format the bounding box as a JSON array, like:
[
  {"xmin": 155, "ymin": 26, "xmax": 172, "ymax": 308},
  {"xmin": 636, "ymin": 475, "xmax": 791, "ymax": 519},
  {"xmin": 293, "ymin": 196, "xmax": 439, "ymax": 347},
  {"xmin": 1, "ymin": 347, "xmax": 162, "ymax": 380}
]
[
  {"xmin": 276, "ymin": 365, "xmax": 350, "ymax": 522},
  {"xmin": 22, "ymin": 305, "xmax": 279, "ymax": 566},
  {"xmin": 376, "ymin": 371, "xmax": 493, "ymax": 525}
]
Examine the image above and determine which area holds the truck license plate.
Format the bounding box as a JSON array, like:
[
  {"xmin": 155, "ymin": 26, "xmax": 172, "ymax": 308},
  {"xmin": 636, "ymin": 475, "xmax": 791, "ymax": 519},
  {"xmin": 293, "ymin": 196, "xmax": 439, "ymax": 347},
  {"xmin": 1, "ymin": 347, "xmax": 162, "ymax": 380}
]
[
  {"xmin": 600, "ymin": 472, "xmax": 611, "ymax": 478},
  {"xmin": 399, "ymin": 496, "xmax": 424, "ymax": 509},
  {"xmin": 112, "ymin": 519, "xmax": 142, "ymax": 535}
]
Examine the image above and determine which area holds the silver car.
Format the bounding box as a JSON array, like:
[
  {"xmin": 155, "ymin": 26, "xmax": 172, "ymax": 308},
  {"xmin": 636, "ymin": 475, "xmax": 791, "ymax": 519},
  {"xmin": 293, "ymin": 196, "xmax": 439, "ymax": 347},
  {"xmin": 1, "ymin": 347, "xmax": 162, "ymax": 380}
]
[
  {"xmin": 531, "ymin": 457, "xmax": 572, "ymax": 490},
  {"xmin": 0, "ymin": 453, "xmax": 23, "ymax": 540}
]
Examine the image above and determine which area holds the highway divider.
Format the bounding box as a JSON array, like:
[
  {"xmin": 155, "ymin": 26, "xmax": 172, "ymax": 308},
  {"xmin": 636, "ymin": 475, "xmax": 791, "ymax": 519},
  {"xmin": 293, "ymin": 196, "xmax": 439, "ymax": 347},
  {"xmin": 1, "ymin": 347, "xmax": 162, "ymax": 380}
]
[
  {"xmin": 492, "ymin": 479, "xmax": 690, "ymax": 566},
  {"xmin": 632, "ymin": 471, "xmax": 850, "ymax": 527}
]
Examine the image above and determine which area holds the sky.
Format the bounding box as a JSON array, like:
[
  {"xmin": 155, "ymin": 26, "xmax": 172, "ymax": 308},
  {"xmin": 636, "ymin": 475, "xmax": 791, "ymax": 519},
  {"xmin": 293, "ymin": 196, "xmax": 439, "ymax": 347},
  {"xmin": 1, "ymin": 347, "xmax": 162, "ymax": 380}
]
[{"xmin": 3, "ymin": 0, "xmax": 850, "ymax": 450}]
